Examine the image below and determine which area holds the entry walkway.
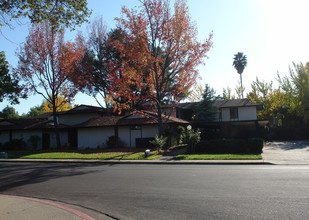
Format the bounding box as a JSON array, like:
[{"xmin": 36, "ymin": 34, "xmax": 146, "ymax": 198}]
[{"xmin": 262, "ymin": 141, "xmax": 309, "ymax": 164}]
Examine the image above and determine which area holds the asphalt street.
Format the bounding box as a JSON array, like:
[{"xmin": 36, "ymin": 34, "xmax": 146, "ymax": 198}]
[{"xmin": 1, "ymin": 163, "xmax": 309, "ymax": 219}]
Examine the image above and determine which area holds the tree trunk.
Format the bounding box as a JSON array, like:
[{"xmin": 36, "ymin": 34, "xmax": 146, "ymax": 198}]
[
  {"xmin": 156, "ymin": 102, "xmax": 164, "ymax": 136},
  {"xmin": 52, "ymin": 99, "xmax": 61, "ymax": 149},
  {"xmin": 240, "ymin": 73, "xmax": 243, "ymax": 99}
]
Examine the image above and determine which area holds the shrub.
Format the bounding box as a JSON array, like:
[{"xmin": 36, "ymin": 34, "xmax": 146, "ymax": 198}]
[
  {"xmin": 3, "ymin": 139, "xmax": 27, "ymax": 150},
  {"xmin": 269, "ymin": 126, "xmax": 308, "ymax": 140},
  {"xmin": 106, "ymin": 136, "xmax": 125, "ymax": 148},
  {"xmin": 175, "ymin": 126, "xmax": 186, "ymax": 144},
  {"xmin": 150, "ymin": 135, "xmax": 167, "ymax": 153},
  {"xmin": 135, "ymin": 138, "xmax": 155, "ymax": 148},
  {"xmin": 195, "ymin": 138, "xmax": 263, "ymax": 154},
  {"xmin": 183, "ymin": 125, "xmax": 201, "ymax": 153},
  {"xmin": 248, "ymin": 138, "xmax": 264, "ymax": 154}
]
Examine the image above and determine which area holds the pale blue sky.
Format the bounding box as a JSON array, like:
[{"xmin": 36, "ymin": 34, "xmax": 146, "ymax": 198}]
[{"xmin": 1, "ymin": 0, "xmax": 309, "ymax": 114}]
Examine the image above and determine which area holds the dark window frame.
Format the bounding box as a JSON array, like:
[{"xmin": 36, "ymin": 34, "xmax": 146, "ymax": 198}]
[{"xmin": 230, "ymin": 107, "xmax": 239, "ymax": 120}]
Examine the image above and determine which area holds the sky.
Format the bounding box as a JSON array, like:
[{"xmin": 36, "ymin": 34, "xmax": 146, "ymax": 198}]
[{"xmin": 1, "ymin": 0, "xmax": 309, "ymax": 114}]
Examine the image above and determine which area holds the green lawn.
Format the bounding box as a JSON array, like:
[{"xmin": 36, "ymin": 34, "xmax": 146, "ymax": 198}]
[
  {"xmin": 7, "ymin": 151, "xmax": 262, "ymax": 160},
  {"xmin": 174, "ymin": 154, "xmax": 262, "ymax": 160},
  {"xmin": 8, "ymin": 151, "xmax": 162, "ymax": 160}
]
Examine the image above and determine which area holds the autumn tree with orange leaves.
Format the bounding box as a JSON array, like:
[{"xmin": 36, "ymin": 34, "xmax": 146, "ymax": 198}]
[
  {"xmin": 15, "ymin": 22, "xmax": 85, "ymax": 149},
  {"xmin": 110, "ymin": 0, "xmax": 213, "ymax": 135},
  {"xmin": 73, "ymin": 17, "xmax": 117, "ymax": 112}
]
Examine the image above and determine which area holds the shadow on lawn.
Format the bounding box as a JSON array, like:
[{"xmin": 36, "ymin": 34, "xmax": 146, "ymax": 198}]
[{"xmin": 7, "ymin": 149, "xmax": 149, "ymax": 159}]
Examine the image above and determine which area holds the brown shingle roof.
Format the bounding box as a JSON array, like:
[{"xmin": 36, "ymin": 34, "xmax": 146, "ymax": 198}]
[
  {"xmin": 74, "ymin": 111, "xmax": 189, "ymax": 128},
  {"xmin": 0, "ymin": 119, "xmax": 69, "ymax": 130},
  {"xmin": 214, "ymin": 99, "xmax": 262, "ymax": 108},
  {"xmin": 30, "ymin": 105, "xmax": 110, "ymax": 119},
  {"xmin": 74, "ymin": 116, "xmax": 122, "ymax": 128},
  {"xmin": 176, "ymin": 102, "xmax": 199, "ymax": 109},
  {"xmin": 65, "ymin": 105, "xmax": 107, "ymax": 114},
  {"xmin": 176, "ymin": 99, "xmax": 262, "ymax": 110}
]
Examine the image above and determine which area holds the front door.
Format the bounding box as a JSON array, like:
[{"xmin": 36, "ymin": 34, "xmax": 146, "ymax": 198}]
[
  {"xmin": 42, "ymin": 133, "xmax": 50, "ymax": 150},
  {"xmin": 68, "ymin": 129, "xmax": 78, "ymax": 149}
]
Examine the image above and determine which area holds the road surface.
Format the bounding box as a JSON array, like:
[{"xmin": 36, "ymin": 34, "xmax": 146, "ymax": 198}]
[{"xmin": 1, "ymin": 163, "xmax": 309, "ymax": 219}]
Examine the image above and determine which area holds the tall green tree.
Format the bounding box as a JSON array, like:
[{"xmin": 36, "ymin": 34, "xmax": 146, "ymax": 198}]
[
  {"xmin": 233, "ymin": 52, "xmax": 247, "ymax": 98},
  {"xmin": 0, "ymin": 0, "xmax": 91, "ymax": 31},
  {"xmin": 0, "ymin": 106, "xmax": 20, "ymax": 119},
  {"xmin": 0, "ymin": 51, "xmax": 24, "ymax": 104},
  {"xmin": 289, "ymin": 62, "xmax": 309, "ymax": 117},
  {"xmin": 247, "ymin": 77, "xmax": 276, "ymax": 120},
  {"xmin": 195, "ymin": 84, "xmax": 220, "ymax": 122},
  {"xmin": 235, "ymin": 83, "xmax": 245, "ymax": 99},
  {"xmin": 27, "ymin": 104, "xmax": 45, "ymax": 118},
  {"xmin": 275, "ymin": 62, "xmax": 309, "ymax": 122},
  {"xmin": 222, "ymin": 87, "xmax": 235, "ymax": 100}
]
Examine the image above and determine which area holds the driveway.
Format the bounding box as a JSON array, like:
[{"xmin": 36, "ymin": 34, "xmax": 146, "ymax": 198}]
[{"xmin": 262, "ymin": 141, "xmax": 309, "ymax": 164}]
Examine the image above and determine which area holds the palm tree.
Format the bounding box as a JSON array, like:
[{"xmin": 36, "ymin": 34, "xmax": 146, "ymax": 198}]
[{"xmin": 233, "ymin": 52, "xmax": 247, "ymax": 98}]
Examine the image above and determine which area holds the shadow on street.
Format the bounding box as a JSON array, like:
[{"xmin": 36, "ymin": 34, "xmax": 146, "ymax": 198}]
[{"xmin": 0, "ymin": 163, "xmax": 111, "ymax": 192}]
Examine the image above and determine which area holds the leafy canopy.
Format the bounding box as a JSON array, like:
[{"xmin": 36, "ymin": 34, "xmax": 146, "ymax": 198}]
[
  {"xmin": 73, "ymin": 17, "xmax": 115, "ymax": 110},
  {"xmin": 0, "ymin": 106, "xmax": 19, "ymax": 119},
  {"xmin": 233, "ymin": 52, "xmax": 247, "ymax": 74},
  {"xmin": 0, "ymin": 0, "xmax": 91, "ymax": 31},
  {"xmin": 15, "ymin": 21, "xmax": 85, "ymax": 148},
  {"xmin": 42, "ymin": 96, "xmax": 74, "ymax": 112},
  {"xmin": 110, "ymin": 0, "xmax": 213, "ymax": 134},
  {"xmin": 0, "ymin": 51, "xmax": 24, "ymax": 104},
  {"xmin": 195, "ymin": 84, "xmax": 221, "ymax": 122}
]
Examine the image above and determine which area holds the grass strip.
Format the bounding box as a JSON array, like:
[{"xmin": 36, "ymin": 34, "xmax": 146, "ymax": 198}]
[
  {"xmin": 8, "ymin": 152, "xmax": 162, "ymax": 160},
  {"xmin": 174, "ymin": 154, "xmax": 262, "ymax": 160}
]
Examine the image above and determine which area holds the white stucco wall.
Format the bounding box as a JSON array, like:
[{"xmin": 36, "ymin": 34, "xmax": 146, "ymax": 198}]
[
  {"xmin": 221, "ymin": 108, "xmax": 231, "ymax": 121},
  {"xmin": 78, "ymin": 127, "xmax": 115, "ymax": 149},
  {"xmin": 219, "ymin": 107, "xmax": 257, "ymax": 122},
  {"xmin": 238, "ymin": 107, "xmax": 257, "ymax": 121},
  {"xmin": 12, "ymin": 130, "xmax": 42, "ymax": 150},
  {"xmin": 142, "ymin": 125, "xmax": 158, "ymax": 137},
  {"xmin": 59, "ymin": 113, "xmax": 101, "ymax": 126},
  {"xmin": 130, "ymin": 129, "xmax": 142, "ymax": 147},
  {"xmin": 118, "ymin": 125, "xmax": 158, "ymax": 147},
  {"xmin": 118, "ymin": 126, "xmax": 130, "ymax": 147}
]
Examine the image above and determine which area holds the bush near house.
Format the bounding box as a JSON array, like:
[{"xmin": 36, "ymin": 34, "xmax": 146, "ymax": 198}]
[
  {"xmin": 2, "ymin": 139, "xmax": 27, "ymax": 150},
  {"xmin": 195, "ymin": 138, "xmax": 263, "ymax": 154},
  {"xmin": 136, "ymin": 138, "xmax": 155, "ymax": 148},
  {"xmin": 106, "ymin": 136, "xmax": 125, "ymax": 148},
  {"xmin": 150, "ymin": 135, "xmax": 168, "ymax": 153},
  {"xmin": 268, "ymin": 126, "xmax": 309, "ymax": 140}
]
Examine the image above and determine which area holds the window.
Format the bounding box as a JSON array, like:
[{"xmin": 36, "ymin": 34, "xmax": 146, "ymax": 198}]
[
  {"xmin": 219, "ymin": 109, "xmax": 222, "ymax": 121},
  {"xmin": 230, "ymin": 107, "xmax": 238, "ymax": 120}
]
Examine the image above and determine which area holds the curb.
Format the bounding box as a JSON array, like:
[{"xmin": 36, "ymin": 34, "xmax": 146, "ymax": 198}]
[{"xmin": 0, "ymin": 158, "xmax": 269, "ymax": 165}]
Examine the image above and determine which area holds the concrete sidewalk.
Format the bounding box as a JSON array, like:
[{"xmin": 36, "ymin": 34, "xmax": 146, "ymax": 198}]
[
  {"xmin": 262, "ymin": 141, "xmax": 309, "ymax": 165},
  {"xmin": 0, "ymin": 194, "xmax": 110, "ymax": 220}
]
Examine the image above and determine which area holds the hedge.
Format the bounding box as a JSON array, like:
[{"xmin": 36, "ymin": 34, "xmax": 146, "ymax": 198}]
[
  {"xmin": 1, "ymin": 139, "xmax": 27, "ymax": 150},
  {"xmin": 135, "ymin": 138, "xmax": 155, "ymax": 148},
  {"xmin": 195, "ymin": 138, "xmax": 263, "ymax": 154}
]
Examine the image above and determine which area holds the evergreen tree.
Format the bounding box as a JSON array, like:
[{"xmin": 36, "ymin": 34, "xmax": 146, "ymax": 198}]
[{"xmin": 195, "ymin": 84, "xmax": 221, "ymax": 122}]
